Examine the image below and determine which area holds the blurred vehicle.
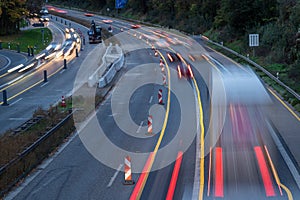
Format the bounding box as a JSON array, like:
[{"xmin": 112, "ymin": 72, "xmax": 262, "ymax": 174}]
[
  {"xmin": 186, "ymin": 64, "xmax": 194, "ymax": 78},
  {"xmin": 40, "ymin": 8, "xmax": 49, "ymax": 15},
  {"xmin": 56, "ymin": 39, "xmax": 76, "ymax": 58},
  {"xmin": 84, "ymin": 13, "xmax": 94, "ymax": 17},
  {"xmin": 63, "ymin": 40, "xmax": 76, "ymax": 57},
  {"xmin": 56, "ymin": 9, "xmax": 67, "ymax": 14},
  {"xmin": 32, "ymin": 22, "xmax": 44, "ymax": 27},
  {"xmin": 167, "ymin": 52, "xmax": 180, "ymax": 62},
  {"xmin": 131, "ymin": 24, "xmax": 141, "ymax": 29},
  {"xmin": 88, "ymin": 20, "xmax": 102, "ymax": 44},
  {"xmin": 102, "ymin": 19, "xmax": 113, "ymax": 24},
  {"xmin": 39, "ymin": 17, "xmax": 49, "ymax": 22},
  {"xmin": 156, "ymin": 38, "xmax": 169, "ymax": 48},
  {"xmin": 177, "ymin": 63, "xmax": 193, "ymax": 78},
  {"xmin": 177, "ymin": 63, "xmax": 186, "ymax": 78}
]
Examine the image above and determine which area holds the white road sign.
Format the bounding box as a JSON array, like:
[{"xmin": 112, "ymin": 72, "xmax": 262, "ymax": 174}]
[{"xmin": 249, "ymin": 34, "xmax": 259, "ymax": 47}]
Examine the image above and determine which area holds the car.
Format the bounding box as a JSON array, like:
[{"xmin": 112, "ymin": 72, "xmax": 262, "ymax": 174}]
[
  {"xmin": 166, "ymin": 52, "xmax": 180, "ymax": 62},
  {"xmin": 156, "ymin": 38, "xmax": 169, "ymax": 48},
  {"xmin": 177, "ymin": 62, "xmax": 194, "ymax": 78},
  {"xmin": 56, "ymin": 9, "xmax": 67, "ymax": 14},
  {"xmin": 186, "ymin": 64, "xmax": 194, "ymax": 78},
  {"xmin": 102, "ymin": 19, "xmax": 113, "ymax": 24},
  {"xmin": 39, "ymin": 17, "xmax": 49, "ymax": 22},
  {"xmin": 32, "ymin": 22, "xmax": 44, "ymax": 27},
  {"xmin": 40, "ymin": 8, "xmax": 49, "ymax": 15},
  {"xmin": 177, "ymin": 63, "xmax": 186, "ymax": 78},
  {"xmin": 131, "ymin": 24, "xmax": 141, "ymax": 29},
  {"xmin": 84, "ymin": 13, "xmax": 94, "ymax": 17}
]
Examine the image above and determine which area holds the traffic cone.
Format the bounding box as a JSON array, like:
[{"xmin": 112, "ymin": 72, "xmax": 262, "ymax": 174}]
[
  {"xmin": 158, "ymin": 89, "xmax": 163, "ymax": 105},
  {"xmin": 159, "ymin": 61, "xmax": 164, "ymax": 68},
  {"xmin": 124, "ymin": 156, "xmax": 134, "ymax": 185},
  {"xmin": 161, "ymin": 66, "xmax": 165, "ymax": 74},
  {"xmin": 162, "ymin": 74, "xmax": 167, "ymax": 86},
  {"xmin": 61, "ymin": 96, "xmax": 66, "ymax": 108},
  {"xmin": 147, "ymin": 115, "xmax": 153, "ymax": 135}
]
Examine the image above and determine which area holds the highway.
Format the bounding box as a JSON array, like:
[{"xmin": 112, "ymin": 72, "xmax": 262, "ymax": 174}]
[
  {"xmin": 0, "ymin": 17, "xmax": 92, "ymax": 133},
  {"xmin": 3, "ymin": 7, "xmax": 300, "ymax": 200}
]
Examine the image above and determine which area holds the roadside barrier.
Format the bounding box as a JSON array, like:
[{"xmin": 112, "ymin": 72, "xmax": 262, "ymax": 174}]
[
  {"xmin": 61, "ymin": 96, "xmax": 66, "ymax": 107},
  {"xmin": 162, "ymin": 74, "xmax": 167, "ymax": 86},
  {"xmin": 158, "ymin": 89, "xmax": 163, "ymax": 105},
  {"xmin": 147, "ymin": 115, "xmax": 153, "ymax": 135},
  {"xmin": 88, "ymin": 44, "xmax": 124, "ymax": 88},
  {"xmin": 124, "ymin": 156, "xmax": 134, "ymax": 185}
]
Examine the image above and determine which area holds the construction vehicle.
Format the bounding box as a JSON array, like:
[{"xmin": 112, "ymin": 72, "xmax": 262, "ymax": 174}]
[{"xmin": 88, "ymin": 20, "xmax": 102, "ymax": 44}]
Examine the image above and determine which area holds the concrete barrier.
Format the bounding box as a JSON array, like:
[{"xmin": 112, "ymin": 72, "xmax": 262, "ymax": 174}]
[{"xmin": 88, "ymin": 43, "xmax": 124, "ymax": 88}]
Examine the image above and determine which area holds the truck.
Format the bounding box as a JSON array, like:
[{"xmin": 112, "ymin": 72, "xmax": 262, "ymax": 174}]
[{"xmin": 88, "ymin": 20, "xmax": 102, "ymax": 44}]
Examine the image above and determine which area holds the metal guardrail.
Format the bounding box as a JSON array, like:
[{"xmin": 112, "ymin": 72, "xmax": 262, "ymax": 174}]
[
  {"xmin": 203, "ymin": 37, "xmax": 300, "ymax": 101},
  {"xmin": 0, "ymin": 111, "xmax": 74, "ymax": 197}
]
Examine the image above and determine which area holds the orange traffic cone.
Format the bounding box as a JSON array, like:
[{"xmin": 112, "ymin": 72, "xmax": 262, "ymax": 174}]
[
  {"xmin": 123, "ymin": 156, "xmax": 134, "ymax": 185},
  {"xmin": 61, "ymin": 96, "xmax": 66, "ymax": 108}
]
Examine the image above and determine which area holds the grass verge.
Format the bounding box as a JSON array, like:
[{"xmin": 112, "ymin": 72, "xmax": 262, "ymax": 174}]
[
  {"xmin": 0, "ymin": 82, "xmax": 112, "ymax": 197},
  {"xmin": 0, "ymin": 28, "xmax": 52, "ymax": 54}
]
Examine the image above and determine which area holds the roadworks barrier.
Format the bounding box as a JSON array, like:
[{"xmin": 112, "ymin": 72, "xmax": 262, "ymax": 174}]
[{"xmin": 88, "ymin": 43, "xmax": 124, "ymax": 88}]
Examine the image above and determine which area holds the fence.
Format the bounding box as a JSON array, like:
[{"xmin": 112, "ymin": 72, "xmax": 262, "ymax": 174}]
[{"xmin": 0, "ymin": 111, "xmax": 74, "ymax": 197}]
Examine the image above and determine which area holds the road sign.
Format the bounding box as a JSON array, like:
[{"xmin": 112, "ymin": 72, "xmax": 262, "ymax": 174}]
[{"xmin": 249, "ymin": 34, "xmax": 259, "ymax": 47}]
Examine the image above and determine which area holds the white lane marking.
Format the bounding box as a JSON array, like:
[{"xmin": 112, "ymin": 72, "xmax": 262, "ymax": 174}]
[
  {"xmin": 0, "ymin": 74, "xmax": 25, "ymax": 89},
  {"xmin": 136, "ymin": 121, "xmax": 144, "ymax": 133},
  {"xmin": 267, "ymin": 121, "xmax": 300, "ymax": 190},
  {"xmin": 149, "ymin": 96, "xmax": 153, "ymax": 104},
  {"xmin": 206, "ymin": 54, "xmax": 229, "ymax": 73},
  {"xmin": 9, "ymin": 117, "xmax": 29, "ymax": 121},
  {"xmin": 126, "ymin": 62, "xmax": 140, "ymax": 66},
  {"xmin": 0, "ymin": 54, "xmax": 12, "ymax": 71},
  {"xmin": 59, "ymin": 69, "xmax": 65, "ymax": 74},
  {"xmin": 107, "ymin": 164, "xmax": 123, "ymax": 188},
  {"xmin": 40, "ymin": 82, "xmax": 49, "ymax": 87},
  {"xmin": 9, "ymin": 98, "xmax": 23, "ymax": 106},
  {"xmin": 108, "ymin": 113, "xmax": 118, "ymax": 117}
]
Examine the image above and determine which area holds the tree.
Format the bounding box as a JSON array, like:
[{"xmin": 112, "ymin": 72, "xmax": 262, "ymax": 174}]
[{"xmin": 0, "ymin": 0, "xmax": 27, "ymax": 35}]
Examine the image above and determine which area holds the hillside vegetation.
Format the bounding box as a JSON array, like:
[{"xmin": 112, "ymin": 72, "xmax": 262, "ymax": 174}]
[
  {"xmin": 50, "ymin": 0, "xmax": 300, "ymax": 94},
  {"xmin": 1, "ymin": 0, "xmax": 299, "ymax": 96}
]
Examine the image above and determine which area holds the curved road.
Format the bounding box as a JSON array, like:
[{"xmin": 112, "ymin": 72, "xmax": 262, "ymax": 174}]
[{"xmin": 3, "ymin": 7, "xmax": 300, "ymax": 200}]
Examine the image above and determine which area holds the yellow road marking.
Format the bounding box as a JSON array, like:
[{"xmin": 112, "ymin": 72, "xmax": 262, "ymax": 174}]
[
  {"xmin": 168, "ymin": 50, "xmax": 205, "ymax": 199},
  {"xmin": 264, "ymin": 145, "xmax": 293, "ymax": 200},
  {"xmin": 191, "ymin": 77, "xmax": 205, "ymax": 200},
  {"xmin": 168, "ymin": 47, "xmax": 176, "ymax": 53},
  {"xmin": 280, "ymin": 184, "xmax": 293, "ymax": 200},
  {"xmin": 134, "ymin": 50, "xmax": 172, "ymax": 199},
  {"xmin": 268, "ymin": 88, "xmax": 300, "ymax": 121},
  {"xmin": 153, "ymin": 52, "xmax": 171, "ymax": 153},
  {"xmin": 0, "ymin": 72, "xmax": 9, "ymax": 79},
  {"xmin": 0, "ymin": 65, "xmax": 65, "ymax": 105}
]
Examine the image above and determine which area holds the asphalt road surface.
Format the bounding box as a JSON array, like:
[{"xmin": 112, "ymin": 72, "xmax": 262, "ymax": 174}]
[{"xmin": 3, "ymin": 7, "xmax": 300, "ymax": 200}]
